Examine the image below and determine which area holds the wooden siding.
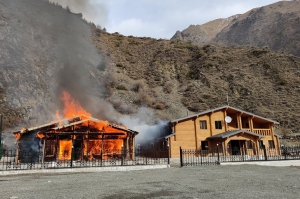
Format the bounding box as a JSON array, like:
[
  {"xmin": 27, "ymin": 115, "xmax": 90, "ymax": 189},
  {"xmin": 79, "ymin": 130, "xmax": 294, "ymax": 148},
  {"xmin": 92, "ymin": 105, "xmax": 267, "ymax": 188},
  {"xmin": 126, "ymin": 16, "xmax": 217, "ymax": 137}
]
[{"xmin": 170, "ymin": 107, "xmax": 280, "ymax": 158}]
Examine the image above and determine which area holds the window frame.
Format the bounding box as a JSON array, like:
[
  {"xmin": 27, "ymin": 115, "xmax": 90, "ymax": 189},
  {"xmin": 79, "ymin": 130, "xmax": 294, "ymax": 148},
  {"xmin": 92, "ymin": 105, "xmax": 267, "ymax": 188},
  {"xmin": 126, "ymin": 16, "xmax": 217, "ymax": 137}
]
[
  {"xmin": 199, "ymin": 120, "xmax": 207, "ymax": 129},
  {"xmin": 201, "ymin": 141, "xmax": 209, "ymax": 150},
  {"xmin": 215, "ymin": 120, "xmax": 222, "ymax": 129},
  {"xmin": 268, "ymin": 140, "xmax": 275, "ymax": 149}
]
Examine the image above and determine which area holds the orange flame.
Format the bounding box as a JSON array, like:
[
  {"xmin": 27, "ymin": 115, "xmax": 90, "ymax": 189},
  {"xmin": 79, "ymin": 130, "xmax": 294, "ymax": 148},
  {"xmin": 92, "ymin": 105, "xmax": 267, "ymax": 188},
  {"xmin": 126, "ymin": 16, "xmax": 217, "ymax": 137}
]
[
  {"xmin": 58, "ymin": 140, "xmax": 72, "ymax": 160},
  {"xmin": 60, "ymin": 91, "xmax": 91, "ymax": 118},
  {"xmin": 14, "ymin": 133, "xmax": 21, "ymax": 140},
  {"xmin": 15, "ymin": 91, "xmax": 129, "ymax": 162},
  {"xmin": 36, "ymin": 132, "xmax": 45, "ymax": 139}
]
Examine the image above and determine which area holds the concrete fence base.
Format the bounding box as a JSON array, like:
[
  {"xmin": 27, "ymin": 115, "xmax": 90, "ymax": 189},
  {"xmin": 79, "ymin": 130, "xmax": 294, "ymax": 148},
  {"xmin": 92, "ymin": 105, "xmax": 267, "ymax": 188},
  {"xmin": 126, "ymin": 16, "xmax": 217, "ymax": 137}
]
[
  {"xmin": 0, "ymin": 164, "xmax": 170, "ymax": 176},
  {"xmin": 221, "ymin": 160, "xmax": 300, "ymax": 167}
]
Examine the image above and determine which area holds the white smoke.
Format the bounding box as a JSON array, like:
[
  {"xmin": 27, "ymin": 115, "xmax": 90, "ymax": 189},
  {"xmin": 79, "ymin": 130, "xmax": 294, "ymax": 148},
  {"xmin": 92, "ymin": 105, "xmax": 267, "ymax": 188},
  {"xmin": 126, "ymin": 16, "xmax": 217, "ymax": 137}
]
[
  {"xmin": 49, "ymin": 0, "xmax": 108, "ymax": 27},
  {"xmin": 119, "ymin": 107, "xmax": 169, "ymax": 147}
]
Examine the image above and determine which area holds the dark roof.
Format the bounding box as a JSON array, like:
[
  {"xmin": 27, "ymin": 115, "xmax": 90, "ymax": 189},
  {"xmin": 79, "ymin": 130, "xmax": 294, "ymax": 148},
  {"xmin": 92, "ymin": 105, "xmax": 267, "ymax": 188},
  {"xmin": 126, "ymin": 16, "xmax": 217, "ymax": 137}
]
[
  {"xmin": 171, "ymin": 105, "xmax": 279, "ymax": 124},
  {"xmin": 155, "ymin": 133, "xmax": 176, "ymax": 140},
  {"xmin": 13, "ymin": 115, "xmax": 139, "ymax": 135},
  {"xmin": 164, "ymin": 133, "xmax": 176, "ymax": 139},
  {"xmin": 12, "ymin": 115, "xmax": 85, "ymax": 134},
  {"xmin": 274, "ymin": 133, "xmax": 282, "ymax": 138},
  {"xmin": 207, "ymin": 130, "xmax": 265, "ymax": 139}
]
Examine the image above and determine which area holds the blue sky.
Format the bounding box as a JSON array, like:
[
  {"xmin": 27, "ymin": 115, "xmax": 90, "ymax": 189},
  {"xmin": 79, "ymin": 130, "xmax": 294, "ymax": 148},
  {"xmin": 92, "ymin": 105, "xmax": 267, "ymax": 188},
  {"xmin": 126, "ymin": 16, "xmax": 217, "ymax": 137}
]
[{"xmin": 52, "ymin": 0, "xmax": 281, "ymax": 39}]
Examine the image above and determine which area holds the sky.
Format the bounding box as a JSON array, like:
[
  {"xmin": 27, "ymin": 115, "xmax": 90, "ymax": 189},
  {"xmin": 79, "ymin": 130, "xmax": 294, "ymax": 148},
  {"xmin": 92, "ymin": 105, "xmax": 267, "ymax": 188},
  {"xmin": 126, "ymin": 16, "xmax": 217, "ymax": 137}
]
[{"xmin": 54, "ymin": 0, "xmax": 282, "ymax": 39}]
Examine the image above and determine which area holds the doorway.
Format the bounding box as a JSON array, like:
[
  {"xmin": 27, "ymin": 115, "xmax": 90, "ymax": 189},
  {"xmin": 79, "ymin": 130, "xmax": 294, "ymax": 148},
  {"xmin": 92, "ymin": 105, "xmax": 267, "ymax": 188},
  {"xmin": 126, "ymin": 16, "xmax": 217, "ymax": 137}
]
[{"xmin": 231, "ymin": 140, "xmax": 240, "ymax": 155}]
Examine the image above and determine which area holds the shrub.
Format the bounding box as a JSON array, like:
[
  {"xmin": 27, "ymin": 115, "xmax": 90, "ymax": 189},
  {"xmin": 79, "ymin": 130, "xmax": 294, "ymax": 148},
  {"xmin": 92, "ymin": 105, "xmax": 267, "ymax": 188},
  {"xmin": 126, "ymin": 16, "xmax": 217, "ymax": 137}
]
[
  {"xmin": 151, "ymin": 101, "xmax": 168, "ymax": 110},
  {"xmin": 154, "ymin": 77, "xmax": 160, "ymax": 81},
  {"xmin": 133, "ymin": 92, "xmax": 152, "ymax": 106},
  {"xmin": 218, "ymin": 60, "xmax": 228, "ymax": 65},
  {"xmin": 116, "ymin": 85, "xmax": 127, "ymax": 90},
  {"xmin": 131, "ymin": 81, "xmax": 145, "ymax": 93},
  {"xmin": 163, "ymin": 82, "xmax": 174, "ymax": 94},
  {"xmin": 116, "ymin": 63, "xmax": 123, "ymax": 68}
]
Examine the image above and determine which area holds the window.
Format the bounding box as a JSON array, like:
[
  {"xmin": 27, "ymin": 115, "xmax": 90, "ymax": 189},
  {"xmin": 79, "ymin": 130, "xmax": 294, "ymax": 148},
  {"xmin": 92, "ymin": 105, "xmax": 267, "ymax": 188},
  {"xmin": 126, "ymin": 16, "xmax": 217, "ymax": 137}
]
[
  {"xmin": 259, "ymin": 140, "xmax": 264, "ymax": 149},
  {"xmin": 201, "ymin": 141, "xmax": 209, "ymax": 150},
  {"xmin": 199, "ymin": 120, "xmax": 207, "ymax": 129},
  {"xmin": 246, "ymin": 140, "xmax": 253, "ymax": 149},
  {"xmin": 215, "ymin": 121, "xmax": 222, "ymax": 129},
  {"xmin": 245, "ymin": 123, "xmax": 249, "ymax": 128},
  {"xmin": 268, "ymin": 140, "xmax": 275, "ymax": 149}
]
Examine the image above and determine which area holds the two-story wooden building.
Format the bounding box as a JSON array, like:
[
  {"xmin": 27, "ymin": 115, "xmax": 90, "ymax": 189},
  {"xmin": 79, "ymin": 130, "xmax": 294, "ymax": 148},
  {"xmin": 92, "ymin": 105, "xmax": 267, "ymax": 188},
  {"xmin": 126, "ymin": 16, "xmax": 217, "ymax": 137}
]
[{"xmin": 167, "ymin": 106, "xmax": 280, "ymax": 158}]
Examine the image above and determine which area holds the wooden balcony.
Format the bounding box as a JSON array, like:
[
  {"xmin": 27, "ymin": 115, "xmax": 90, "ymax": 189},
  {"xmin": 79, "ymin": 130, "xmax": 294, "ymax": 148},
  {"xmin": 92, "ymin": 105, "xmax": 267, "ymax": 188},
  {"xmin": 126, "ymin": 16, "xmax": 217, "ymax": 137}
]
[
  {"xmin": 227, "ymin": 128, "xmax": 271, "ymax": 136},
  {"xmin": 254, "ymin": 129, "xmax": 271, "ymax": 136}
]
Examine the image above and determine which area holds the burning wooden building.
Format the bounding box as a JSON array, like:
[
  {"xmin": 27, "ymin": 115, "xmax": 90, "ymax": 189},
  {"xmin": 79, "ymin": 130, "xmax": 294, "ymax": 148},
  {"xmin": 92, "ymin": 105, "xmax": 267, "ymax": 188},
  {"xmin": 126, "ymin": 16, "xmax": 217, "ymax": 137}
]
[{"xmin": 13, "ymin": 115, "xmax": 138, "ymax": 163}]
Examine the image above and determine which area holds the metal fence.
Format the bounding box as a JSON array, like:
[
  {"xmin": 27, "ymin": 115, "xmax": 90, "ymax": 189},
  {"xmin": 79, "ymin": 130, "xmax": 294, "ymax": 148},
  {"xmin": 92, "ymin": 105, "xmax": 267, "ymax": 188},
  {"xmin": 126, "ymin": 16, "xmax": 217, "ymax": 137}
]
[
  {"xmin": 0, "ymin": 148, "xmax": 170, "ymax": 171},
  {"xmin": 180, "ymin": 146, "xmax": 300, "ymax": 167}
]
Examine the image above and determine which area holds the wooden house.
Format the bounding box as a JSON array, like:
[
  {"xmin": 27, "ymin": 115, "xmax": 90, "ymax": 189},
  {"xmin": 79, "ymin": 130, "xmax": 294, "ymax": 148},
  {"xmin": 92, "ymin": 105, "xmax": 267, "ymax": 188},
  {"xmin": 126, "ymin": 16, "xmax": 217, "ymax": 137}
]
[
  {"xmin": 13, "ymin": 115, "xmax": 138, "ymax": 163},
  {"xmin": 168, "ymin": 106, "xmax": 280, "ymax": 158}
]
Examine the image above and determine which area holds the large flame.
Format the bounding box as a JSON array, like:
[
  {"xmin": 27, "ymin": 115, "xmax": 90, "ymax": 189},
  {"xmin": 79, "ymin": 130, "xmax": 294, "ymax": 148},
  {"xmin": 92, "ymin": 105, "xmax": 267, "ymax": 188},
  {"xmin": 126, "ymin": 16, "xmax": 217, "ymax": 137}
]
[
  {"xmin": 59, "ymin": 91, "xmax": 91, "ymax": 118},
  {"xmin": 54, "ymin": 91, "xmax": 126, "ymax": 160},
  {"xmin": 58, "ymin": 140, "xmax": 72, "ymax": 160}
]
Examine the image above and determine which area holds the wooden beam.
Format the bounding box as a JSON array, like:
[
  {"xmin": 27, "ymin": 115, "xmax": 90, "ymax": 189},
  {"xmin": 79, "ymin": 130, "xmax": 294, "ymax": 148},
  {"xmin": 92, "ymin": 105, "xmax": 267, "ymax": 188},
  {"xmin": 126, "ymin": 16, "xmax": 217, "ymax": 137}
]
[
  {"xmin": 224, "ymin": 110, "xmax": 228, "ymax": 131},
  {"xmin": 209, "ymin": 113, "xmax": 213, "ymax": 137}
]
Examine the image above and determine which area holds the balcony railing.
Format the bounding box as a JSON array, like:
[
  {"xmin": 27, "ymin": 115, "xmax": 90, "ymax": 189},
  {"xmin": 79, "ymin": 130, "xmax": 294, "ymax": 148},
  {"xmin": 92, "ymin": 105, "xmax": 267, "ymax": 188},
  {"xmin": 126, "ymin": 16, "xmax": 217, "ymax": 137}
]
[
  {"xmin": 254, "ymin": 129, "xmax": 271, "ymax": 136},
  {"xmin": 227, "ymin": 128, "xmax": 271, "ymax": 136}
]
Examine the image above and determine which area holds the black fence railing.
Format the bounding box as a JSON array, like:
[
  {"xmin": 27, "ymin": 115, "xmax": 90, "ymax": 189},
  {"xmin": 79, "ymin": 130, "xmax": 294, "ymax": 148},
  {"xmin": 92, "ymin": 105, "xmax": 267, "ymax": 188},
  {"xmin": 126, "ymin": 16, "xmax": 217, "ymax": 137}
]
[
  {"xmin": 0, "ymin": 148, "xmax": 170, "ymax": 171},
  {"xmin": 180, "ymin": 145, "xmax": 300, "ymax": 167}
]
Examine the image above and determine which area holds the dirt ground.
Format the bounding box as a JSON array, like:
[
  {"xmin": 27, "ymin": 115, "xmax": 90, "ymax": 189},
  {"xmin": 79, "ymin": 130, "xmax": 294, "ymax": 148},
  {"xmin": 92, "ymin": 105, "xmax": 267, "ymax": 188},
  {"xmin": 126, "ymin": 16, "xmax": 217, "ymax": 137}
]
[{"xmin": 1, "ymin": 165, "xmax": 300, "ymax": 199}]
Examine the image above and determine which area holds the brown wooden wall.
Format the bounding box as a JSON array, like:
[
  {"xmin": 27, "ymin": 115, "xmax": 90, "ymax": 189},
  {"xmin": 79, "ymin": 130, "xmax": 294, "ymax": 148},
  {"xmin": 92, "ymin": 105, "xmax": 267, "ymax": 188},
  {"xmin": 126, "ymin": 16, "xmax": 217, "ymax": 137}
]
[{"xmin": 170, "ymin": 109, "xmax": 280, "ymax": 158}]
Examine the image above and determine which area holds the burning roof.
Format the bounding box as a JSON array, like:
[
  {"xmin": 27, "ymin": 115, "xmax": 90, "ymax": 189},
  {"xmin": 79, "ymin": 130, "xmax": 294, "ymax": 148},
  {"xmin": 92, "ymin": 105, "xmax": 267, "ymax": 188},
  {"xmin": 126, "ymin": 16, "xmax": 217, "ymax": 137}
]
[
  {"xmin": 13, "ymin": 115, "xmax": 138, "ymax": 139},
  {"xmin": 12, "ymin": 91, "xmax": 139, "ymax": 162}
]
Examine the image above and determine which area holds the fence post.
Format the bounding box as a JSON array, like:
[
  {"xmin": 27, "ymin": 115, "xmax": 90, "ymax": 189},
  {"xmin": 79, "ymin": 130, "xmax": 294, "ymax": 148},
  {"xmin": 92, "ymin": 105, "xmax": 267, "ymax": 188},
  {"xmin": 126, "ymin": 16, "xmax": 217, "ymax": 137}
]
[
  {"xmin": 180, "ymin": 147, "xmax": 183, "ymax": 167},
  {"xmin": 167, "ymin": 142, "xmax": 170, "ymax": 165},
  {"xmin": 121, "ymin": 146, "xmax": 124, "ymax": 166},
  {"xmin": 284, "ymin": 147, "xmax": 287, "ymax": 160},
  {"xmin": 242, "ymin": 147, "xmax": 245, "ymax": 162},
  {"xmin": 70, "ymin": 146, "xmax": 73, "ymax": 168},
  {"xmin": 263, "ymin": 145, "xmax": 267, "ymax": 161},
  {"xmin": 217, "ymin": 144, "xmax": 220, "ymax": 164}
]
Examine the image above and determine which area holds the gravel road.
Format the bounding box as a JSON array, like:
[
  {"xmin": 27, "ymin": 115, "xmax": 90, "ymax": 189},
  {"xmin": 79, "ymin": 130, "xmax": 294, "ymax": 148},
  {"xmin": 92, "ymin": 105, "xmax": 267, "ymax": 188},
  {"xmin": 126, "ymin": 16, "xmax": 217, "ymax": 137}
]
[{"xmin": 0, "ymin": 165, "xmax": 300, "ymax": 199}]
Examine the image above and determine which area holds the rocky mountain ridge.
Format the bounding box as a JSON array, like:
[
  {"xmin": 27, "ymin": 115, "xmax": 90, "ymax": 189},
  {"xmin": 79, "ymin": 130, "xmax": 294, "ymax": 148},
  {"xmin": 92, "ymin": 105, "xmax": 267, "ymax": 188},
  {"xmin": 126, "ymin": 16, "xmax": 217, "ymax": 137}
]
[{"xmin": 172, "ymin": 1, "xmax": 300, "ymax": 57}]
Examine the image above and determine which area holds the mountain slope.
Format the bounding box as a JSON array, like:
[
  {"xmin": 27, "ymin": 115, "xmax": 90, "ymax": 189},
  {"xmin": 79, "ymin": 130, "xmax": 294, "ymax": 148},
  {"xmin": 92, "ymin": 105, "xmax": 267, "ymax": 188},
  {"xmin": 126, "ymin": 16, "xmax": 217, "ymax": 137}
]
[
  {"xmin": 172, "ymin": 1, "xmax": 300, "ymax": 57},
  {"xmin": 0, "ymin": 0, "xmax": 105, "ymax": 130},
  {"xmin": 171, "ymin": 16, "xmax": 239, "ymax": 46},
  {"xmin": 93, "ymin": 30, "xmax": 300, "ymax": 135}
]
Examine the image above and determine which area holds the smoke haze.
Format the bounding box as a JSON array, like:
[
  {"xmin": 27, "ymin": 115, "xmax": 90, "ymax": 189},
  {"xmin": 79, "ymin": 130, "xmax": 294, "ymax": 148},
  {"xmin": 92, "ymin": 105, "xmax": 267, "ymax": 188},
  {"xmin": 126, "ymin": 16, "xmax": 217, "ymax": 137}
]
[
  {"xmin": 119, "ymin": 107, "xmax": 169, "ymax": 147},
  {"xmin": 49, "ymin": 0, "xmax": 108, "ymax": 27}
]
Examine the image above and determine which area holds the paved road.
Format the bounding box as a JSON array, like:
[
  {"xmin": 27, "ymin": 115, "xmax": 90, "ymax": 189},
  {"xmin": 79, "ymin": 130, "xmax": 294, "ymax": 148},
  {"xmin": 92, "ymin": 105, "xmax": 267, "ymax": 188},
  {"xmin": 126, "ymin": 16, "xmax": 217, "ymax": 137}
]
[{"xmin": 0, "ymin": 165, "xmax": 300, "ymax": 199}]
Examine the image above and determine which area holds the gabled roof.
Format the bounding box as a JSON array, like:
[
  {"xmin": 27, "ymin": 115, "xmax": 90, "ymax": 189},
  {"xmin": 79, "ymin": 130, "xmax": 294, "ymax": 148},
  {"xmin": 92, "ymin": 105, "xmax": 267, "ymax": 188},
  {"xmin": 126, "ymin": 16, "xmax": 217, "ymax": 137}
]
[
  {"xmin": 12, "ymin": 115, "xmax": 85, "ymax": 134},
  {"xmin": 13, "ymin": 115, "xmax": 139, "ymax": 136},
  {"xmin": 207, "ymin": 130, "xmax": 265, "ymax": 139},
  {"xmin": 171, "ymin": 105, "xmax": 279, "ymax": 124},
  {"xmin": 155, "ymin": 133, "xmax": 176, "ymax": 140}
]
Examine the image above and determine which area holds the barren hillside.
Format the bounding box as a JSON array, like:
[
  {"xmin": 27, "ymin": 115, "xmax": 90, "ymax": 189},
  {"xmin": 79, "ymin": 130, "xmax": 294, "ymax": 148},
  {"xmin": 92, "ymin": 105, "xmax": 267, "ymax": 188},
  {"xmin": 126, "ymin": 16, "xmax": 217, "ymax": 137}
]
[
  {"xmin": 172, "ymin": 1, "xmax": 300, "ymax": 57},
  {"xmin": 93, "ymin": 30, "xmax": 300, "ymax": 135},
  {"xmin": 0, "ymin": 0, "xmax": 108, "ymax": 131}
]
